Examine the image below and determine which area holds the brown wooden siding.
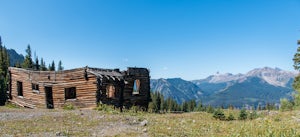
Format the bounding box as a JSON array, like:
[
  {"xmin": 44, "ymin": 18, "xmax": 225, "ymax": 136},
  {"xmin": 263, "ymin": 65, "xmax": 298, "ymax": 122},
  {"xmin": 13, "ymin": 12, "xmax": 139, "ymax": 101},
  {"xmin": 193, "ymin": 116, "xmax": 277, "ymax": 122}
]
[
  {"xmin": 8, "ymin": 67, "xmax": 151, "ymax": 109},
  {"xmin": 9, "ymin": 67, "xmax": 98, "ymax": 108}
]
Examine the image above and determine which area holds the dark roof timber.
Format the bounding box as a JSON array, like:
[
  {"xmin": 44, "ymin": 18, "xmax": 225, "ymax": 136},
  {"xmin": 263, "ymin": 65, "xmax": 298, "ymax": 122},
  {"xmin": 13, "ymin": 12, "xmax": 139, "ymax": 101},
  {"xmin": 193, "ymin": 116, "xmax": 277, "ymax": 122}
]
[
  {"xmin": 86, "ymin": 67, "xmax": 123, "ymax": 81},
  {"xmin": 8, "ymin": 66, "xmax": 125, "ymax": 81}
]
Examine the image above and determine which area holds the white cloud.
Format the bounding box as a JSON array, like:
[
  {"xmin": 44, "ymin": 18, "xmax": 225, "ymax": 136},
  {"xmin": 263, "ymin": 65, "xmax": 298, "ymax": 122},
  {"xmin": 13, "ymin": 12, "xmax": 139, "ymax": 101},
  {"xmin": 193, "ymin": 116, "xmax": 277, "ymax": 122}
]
[{"xmin": 163, "ymin": 66, "xmax": 168, "ymax": 70}]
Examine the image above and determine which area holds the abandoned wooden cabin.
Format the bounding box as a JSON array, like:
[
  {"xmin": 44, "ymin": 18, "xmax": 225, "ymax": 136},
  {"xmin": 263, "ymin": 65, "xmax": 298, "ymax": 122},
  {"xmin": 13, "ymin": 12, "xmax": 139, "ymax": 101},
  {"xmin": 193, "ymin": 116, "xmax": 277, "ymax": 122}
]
[{"xmin": 7, "ymin": 67, "xmax": 151, "ymax": 109}]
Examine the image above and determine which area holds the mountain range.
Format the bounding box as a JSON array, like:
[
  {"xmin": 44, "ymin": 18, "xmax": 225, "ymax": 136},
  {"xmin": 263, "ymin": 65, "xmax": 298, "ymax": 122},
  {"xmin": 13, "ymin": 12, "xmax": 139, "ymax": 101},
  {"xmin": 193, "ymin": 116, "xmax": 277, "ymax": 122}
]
[
  {"xmin": 151, "ymin": 67, "xmax": 297, "ymax": 107},
  {"xmin": 7, "ymin": 48, "xmax": 24, "ymax": 66},
  {"xmin": 3, "ymin": 46, "xmax": 298, "ymax": 108}
]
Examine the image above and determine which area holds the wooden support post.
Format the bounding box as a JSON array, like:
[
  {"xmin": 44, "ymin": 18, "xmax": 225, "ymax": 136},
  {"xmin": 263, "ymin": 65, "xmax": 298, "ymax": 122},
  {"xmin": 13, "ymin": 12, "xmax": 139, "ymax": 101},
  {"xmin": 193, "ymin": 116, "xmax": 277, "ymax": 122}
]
[
  {"xmin": 96, "ymin": 77, "xmax": 102, "ymax": 104},
  {"xmin": 119, "ymin": 79, "xmax": 125, "ymax": 112}
]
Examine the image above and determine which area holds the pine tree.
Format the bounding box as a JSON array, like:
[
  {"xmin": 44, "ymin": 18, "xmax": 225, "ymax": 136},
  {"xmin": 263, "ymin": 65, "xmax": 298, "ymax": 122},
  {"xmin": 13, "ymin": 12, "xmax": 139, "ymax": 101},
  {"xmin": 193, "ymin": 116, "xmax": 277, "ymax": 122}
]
[
  {"xmin": 0, "ymin": 37, "xmax": 5, "ymax": 105},
  {"xmin": 293, "ymin": 40, "xmax": 300, "ymax": 107},
  {"xmin": 280, "ymin": 98, "xmax": 294, "ymax": 111},
  {"xmin": 58, "ymin": 60, "xmax": 64, "ymax": 71},
  {"xmin": 249, "ymin": 110, "xmax": 258, "ymax": 120},
  {"xmin": 196, "ymin": 101, "xmax": 204, "ymax": 111},
  {"xmin": 35, "ymin": 57, "xmax": 39, "ymax": 70},
  {"xmin": 227, "ymin": 113, "xmax": 235, "ymax": 121},
  {"xmin": 40, "ymin": 58, "xmax": 47, "ymax": 71},
  {"xmin": 166, "ymin": 97, "xmax": 172, "ymax": 112},
  {"xmin": 162, "ymin": 97, "xmax": 168, "ymax": 112},
  {"xmin": 49, "ymin": 61, "xmax": 55, "ymax": 71},
  {"xmin": 239, "ymin": 109, "xmax": 248, "ymax": 120},
  {"xmin": 155, "ymin": 92, "xmax": 161, "ymax": 113},
  {"xmin": 213, "ymin": 108, "xmax": 226, "ymax": 120},
  {"xmin": 0, "ymin": 37, "xmax": 9, "ymax": 105},
  {"xmin": 148, "ymin": 92, "xmax": 162, "ymax": 113},
  {"xmin": 182, "ymin": 101, "xmax": 189, "ymax": 112},
  {"xmin": 22, "ymin": 45, "xmax": 33, "ymax": 69},
  {"xmin": 15, "ymin": 61, "xmax": 21, "ymax": 68},
  {"xmin": 206, "ymin": 105, "xmax": 215, "ymax": 113},
  {"xmin": 188, "ymin": 100, "xmax": 197, "ymax": 112}
]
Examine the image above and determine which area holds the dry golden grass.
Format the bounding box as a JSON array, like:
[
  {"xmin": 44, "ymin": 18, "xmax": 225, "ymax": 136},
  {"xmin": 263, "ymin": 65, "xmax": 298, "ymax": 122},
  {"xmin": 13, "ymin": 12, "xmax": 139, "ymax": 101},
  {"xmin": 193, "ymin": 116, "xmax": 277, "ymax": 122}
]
[
  {"xmin": 146, "ymin": 111, "xmax": 300, "ymax": 137},
  {"xmin": 1, "ymin": 106, "xmax": 300, "ymax": 137}
]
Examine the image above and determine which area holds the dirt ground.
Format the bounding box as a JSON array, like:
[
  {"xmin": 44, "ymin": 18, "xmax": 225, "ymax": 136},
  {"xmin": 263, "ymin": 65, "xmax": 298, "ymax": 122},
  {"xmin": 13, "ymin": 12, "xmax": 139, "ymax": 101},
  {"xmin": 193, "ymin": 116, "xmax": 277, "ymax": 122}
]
[{"xmin": 0, "ymin": 107, "xmax": 149, "ymax": 137}]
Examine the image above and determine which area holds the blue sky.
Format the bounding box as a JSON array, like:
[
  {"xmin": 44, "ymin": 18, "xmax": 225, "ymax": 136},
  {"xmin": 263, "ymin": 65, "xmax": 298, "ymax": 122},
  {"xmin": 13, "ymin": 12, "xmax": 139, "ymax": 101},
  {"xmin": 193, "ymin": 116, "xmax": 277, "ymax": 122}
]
[{"xmin": 0, "ymin": 0, "xmax": 299, "ymax": 80}]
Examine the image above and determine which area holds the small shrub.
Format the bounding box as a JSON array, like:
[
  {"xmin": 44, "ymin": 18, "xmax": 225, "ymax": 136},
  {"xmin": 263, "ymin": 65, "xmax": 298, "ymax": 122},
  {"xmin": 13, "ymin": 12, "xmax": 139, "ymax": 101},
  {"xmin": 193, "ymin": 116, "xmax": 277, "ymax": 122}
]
[
  {"xmin": 95, "ymin": 103, "xmax": 110, "ymax": 111},
  {"xmin": 213, "ymin": 108, "xmax": 226, "ymax": 121},
  {"xmin": 95, "ymin": 103, "xmax": 119, "ymax": 114},
  {"xmin": 63, "ymin": 103, "xmax": 75, "ymax": 110},
  {"xmin": 249, "ymin": 110, "xmax": 258, "ymax": 120},
  {"xmin": 129, "ymin": 106, "xmax": 146, "ymax": 113},
  {"xmin": 280, "ymin": 98, "xmax": 294, "ymax": 111},
  {"xmin": 227, "ymin": 113, "xmax": 235, "ymax": 121},
  {"xmin": 239, "ymin": 109, "xmax": 248, "ymax": 120},
  {"xmin": 206, "ymin": 105, "xmax": 215, "ymax": 113},
  {"xmin": 5, "ymin": 102, "xmax": 20, "ymax": 109},
  {"xmin": 274, "ymin": 117, "xmax": 281, "ymax": 122}
]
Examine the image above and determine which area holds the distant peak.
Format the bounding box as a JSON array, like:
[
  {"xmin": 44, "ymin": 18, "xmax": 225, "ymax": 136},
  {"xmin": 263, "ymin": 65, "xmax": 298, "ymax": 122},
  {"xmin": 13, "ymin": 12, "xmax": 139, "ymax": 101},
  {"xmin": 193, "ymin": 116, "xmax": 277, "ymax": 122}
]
[
  {"xmin": 274, "ymin": 67, "xmax": 282, "ymax": 71},
  {"xmin": 250, "ymin": 67, "xmax": 283, "ymax": 72},
  {"xmin": 166, "ymin": 78, "xmax": 183, "ymax": 81}
]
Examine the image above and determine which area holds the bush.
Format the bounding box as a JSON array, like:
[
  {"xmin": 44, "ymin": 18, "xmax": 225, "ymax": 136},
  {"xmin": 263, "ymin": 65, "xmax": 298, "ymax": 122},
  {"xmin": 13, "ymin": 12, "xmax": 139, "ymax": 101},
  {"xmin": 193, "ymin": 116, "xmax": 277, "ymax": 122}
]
[
  {"xmin": 5, "ymin": 102, "xmax": 20, "ymax": 109},
  {"xmin": 280, "ymin": 98, "xmax": 294, "ymax": 111},
  {"xmin": 95, "ymin": 103, "xmax": 110, "ymax": 111},
  {"xmin": 129, "ymin": 106, "xmax": 142, "ymax": 113},
  {"xmin": 227, "ymin": 113, "xmax": 235, "ymax": 121},
  {"xmin": 95, "ymin": 103, "xmax": 119, "ymax": 114},
  {"xmin": 206, "ymin": 105, "xmax": 215, "ymax": 113},
  {"xmin": 249, "ymin": 110, "xmax": 258, "ymax": 120},
  {"xmin": 63, "ymin": 103, "xmax": 75, "ymax": 110},
  {"xmin": 213, "ymin": 108, "xmax": 226, "ymax": 121},
  {"xmin": 239, "ymin": 109, "xmax": 248, "ymax": 120}
]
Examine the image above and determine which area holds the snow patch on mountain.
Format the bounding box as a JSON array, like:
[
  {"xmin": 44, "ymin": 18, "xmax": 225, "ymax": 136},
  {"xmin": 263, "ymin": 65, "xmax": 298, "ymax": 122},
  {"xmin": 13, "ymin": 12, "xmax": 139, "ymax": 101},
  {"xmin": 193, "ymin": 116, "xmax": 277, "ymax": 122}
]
[
  {"xmin": 195, "ymin": 67, "xmax": 297, "ymax": 88},
  {"xmin": 246, "ymin": 67, "xmax": 297, "ymax": 87}
]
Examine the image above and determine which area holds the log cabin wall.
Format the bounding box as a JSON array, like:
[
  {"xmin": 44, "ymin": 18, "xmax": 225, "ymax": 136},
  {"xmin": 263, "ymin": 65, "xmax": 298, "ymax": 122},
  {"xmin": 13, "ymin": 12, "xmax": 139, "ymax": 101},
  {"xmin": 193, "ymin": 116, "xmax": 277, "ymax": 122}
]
[
  {"xmin": 8, "ymin": 66, "xmax": 151, "ymax": 109},
  {"xmin": 123, "ymin": 67, "xmax": 151, "ymax": 109},
  {"xmin": 88, "ymin": 68, "xmax": 124, "ymax": 107},
  {"xmin": 8, "ymin": 67, "xmax": 98, "ymax": 108}
]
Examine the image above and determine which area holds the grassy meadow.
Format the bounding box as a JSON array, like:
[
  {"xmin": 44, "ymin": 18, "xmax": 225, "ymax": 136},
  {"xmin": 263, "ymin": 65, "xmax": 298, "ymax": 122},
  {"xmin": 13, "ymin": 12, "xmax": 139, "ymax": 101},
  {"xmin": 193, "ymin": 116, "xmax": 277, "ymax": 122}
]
[{"xmin": 0, "ymin": 105, "xmax": 300, "ymax": 137}]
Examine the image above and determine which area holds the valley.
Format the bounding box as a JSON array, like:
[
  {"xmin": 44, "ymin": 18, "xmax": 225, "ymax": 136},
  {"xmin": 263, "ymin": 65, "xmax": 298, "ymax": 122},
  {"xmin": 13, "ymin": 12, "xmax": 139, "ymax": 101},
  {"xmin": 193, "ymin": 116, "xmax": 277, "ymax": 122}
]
[{"xmin": 151, "ymin": 67, "xmax": 297, "ymax": 108}]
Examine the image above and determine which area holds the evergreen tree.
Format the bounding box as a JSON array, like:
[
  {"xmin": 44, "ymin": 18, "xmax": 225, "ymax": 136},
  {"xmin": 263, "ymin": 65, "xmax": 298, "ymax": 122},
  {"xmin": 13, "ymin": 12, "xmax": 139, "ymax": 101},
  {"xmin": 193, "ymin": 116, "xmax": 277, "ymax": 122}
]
[
  {"xmin": 266, "ymin": 103, "xmax": 276, "ymax": 110},
  {"xmin": 239, "ymin": 109, "xmax": 248, "ymax": 120},
  {"xmin": 280, "ymin": 98, "xmax": 294, "ymax": 111},
  {"xmin": 249, "ymin": 110, "xmax": 258, "ymax": 120},
  {"xmin": 293, "ymin": 40, "xmax": 300, "ymax": 71},
  {"xmin": 227, "ymin": 113, "xmax": 235, "ymax": 121},
  {"xmin": 257, "ymin": 104, "xmax": 262, "ymax": 111},
  {"xmin": 213, "ymin": 108, "xmax": 226, "ymax": 121},
  {"xmin": 148, "ymin": 92, "xmax": 163, "ymax": 113},
  {"xmin": 0, "ymin": 46, "xmax": 9, "ymax": 77},
  {"xmin": 206, "ymin": 105, "xmax": 215, "ymax": 113},
  {"xmin": 162, "ymin": 97, "xmax": 168, "ymax": 112},
  {"xmin": 49, "ymin": 61, "xmax": 55, "ymax": 71},
  {"xmin": 58, "ymin": 60, "xmax": 64, "ymax": 71},
  {"xmin": 196, "ymin": 101, "xmax": 204, "ymax": 111},
  {"xmin": 293, "ymin": 40, "xmax": 300, "ymax": 107},
  {"xmin": 40, "ymin": 58, "xmax": 47, "ymax": 71},
  {"xmin": 228, "ymin": 104, "xmax": 234, "ymax": 110},
  {"xmin": 166, "ymin": 97, "xmax": 173, "ymax": 112},
  {"xmin": 182, "ymin": 101, "xmax": 189, "ymax": 112},
  {"xmin": 34, "ymin": 57, "xmax": 39, "ymax": 70},
  {"xmin": 22, "ymin": 45, "xmax": 33, "ymax": 69},
  {"xmin": 155, "ymin": 92, "xmax": 161, "ymax": 113},
  {"xmin": 188, "ymin": 100, "xmax": 197, "ymax": 112},
  {"xmin": 0, "ymin": 37, "xmax": 9, "ymax": 105},
  {"xmin": 15, "ymin": 61, "xmax": 21, "ymax": 68}
]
